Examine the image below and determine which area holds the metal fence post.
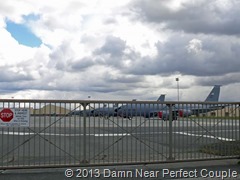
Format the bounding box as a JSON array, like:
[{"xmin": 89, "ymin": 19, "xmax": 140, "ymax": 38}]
[
  {"xmin": 81, "ymin": 102, "xmax": 88, "ymax": 164},
  {"xmin": 167, "ymin": 103, "xmax": 175, "ymax": 161},
  {"xmin": 239, "ymin": 104, "xmax": 240, "ymax": 142}
]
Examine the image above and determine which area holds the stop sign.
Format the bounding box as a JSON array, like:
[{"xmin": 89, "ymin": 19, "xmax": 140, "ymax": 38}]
[{"xmin": 0, "ymin": 108, "xmax": 14, "ymax": 122}]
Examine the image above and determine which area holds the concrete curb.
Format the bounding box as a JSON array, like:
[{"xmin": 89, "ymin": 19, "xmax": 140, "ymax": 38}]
[{"xmin": 0, "ymin": 159, "xmax": 239, "ymax": 179}]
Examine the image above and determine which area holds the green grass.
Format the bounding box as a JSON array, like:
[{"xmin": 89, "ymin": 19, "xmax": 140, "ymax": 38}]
[
  {"xmin": 199, "ymin": 141, "xmax": 240, "ymax": 156},
  {"xmin": 188, "ymin": 116, "xmax": 240, "ymax": 120}
]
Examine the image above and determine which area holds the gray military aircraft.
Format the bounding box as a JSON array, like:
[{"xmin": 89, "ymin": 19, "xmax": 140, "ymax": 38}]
[
  {"xmin": 92, "ymin": 94, "xmax": 166, "ymax": 118},
  {"xmin": 116, "ymin": 94, "xmax": 166, "ymax": 119},
  {"xmin": 70, "ymin": 94, "xmax": 166, "ymax": 117},
  {"xmin": 117, "ymin": 85, "xmax": 221, "ymax": 120},
  {"xmin": 70, "ymin": 107, "xmax": 94, "ymax": 116},
  {"xmin": 158, "ymin": 85, "xmax": 222, "ymax": 120}
]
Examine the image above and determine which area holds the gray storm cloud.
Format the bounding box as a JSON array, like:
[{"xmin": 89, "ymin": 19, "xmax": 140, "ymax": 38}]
[
  {"xmin": 132, "ymin": 0, "xmax": 240, "ymax": 35},
  {"xmin": 0, "ymin": 0, "xmax": 239, "ymax": 100}
]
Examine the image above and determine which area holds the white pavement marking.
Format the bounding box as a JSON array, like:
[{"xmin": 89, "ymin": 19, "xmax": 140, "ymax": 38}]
[
  {"xmin": 0, "ymin": 131, "xmax": 131, "ymax": 137},
  {"xmin": 94, "ymin": 133, "xmax": 131, "ymax": 136},
  {"xmin": 174, "ymin": 132, "xmax": 236, "ymax": 141},
  {"xmin": 0, "ymin": 130, "xmax": 238, "ymax": 139},
  {"xmin": 0, "ymin": 131, "xmax": 35, "ymax": 136}
]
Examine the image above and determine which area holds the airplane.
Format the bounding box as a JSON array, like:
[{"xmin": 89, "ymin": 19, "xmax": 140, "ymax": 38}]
[
  {"xmin": 204, "ymin": 85, "xmax": 220, "ymax": 102},
  {"xmin": 157, "ymin": 94, "xmax": 166, "ymax": 102},
  {"xmin": 70, "ymin": 108, "xmax": 94, "ymax": 116},
  {"xmin": 69, "ymin": 104, "xmax": 117, "ymax": 117},
  {"xmin": 116, "ymin": 94, "xmax": 166, "ymax": 119},
  {"xmin": 117, "ymin": 85, "xmax": 221, "ymax": 120},
  {"xmin": 70, "ymin": 94, "xmax": 166, "ymax": 117},
  {"xmin": 158, "ymin": 85, "xmax": 222, "ymax": 120},
  {"xmin": 91, "ymin": 103, "xmax": 118, "ymax": 117},
  {"xmin": 93, "ymin": 94, "xmax": 166, "ymax": 118}
]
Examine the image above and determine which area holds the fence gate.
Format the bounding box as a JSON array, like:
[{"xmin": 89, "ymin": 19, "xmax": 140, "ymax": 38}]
[{"xmin": 0, "ymin": 100, "xmax": 239, "ymax": 169}]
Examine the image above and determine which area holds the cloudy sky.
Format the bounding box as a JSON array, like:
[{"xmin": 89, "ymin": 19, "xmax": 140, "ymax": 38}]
[{"xmin": 0, "ymin": 0, "xmax": 239, "ymax": 101}]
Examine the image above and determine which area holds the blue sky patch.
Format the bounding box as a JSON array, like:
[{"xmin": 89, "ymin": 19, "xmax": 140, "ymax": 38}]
[
  {"xmin": 6, "ymin": 20, "xmax": 42, "ymax": 47},
  {"xmin": 23, "ymin": 14, "xmax": 40, "ymax": 22}
]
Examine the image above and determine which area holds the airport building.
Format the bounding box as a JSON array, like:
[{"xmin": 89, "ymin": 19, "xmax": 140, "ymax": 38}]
[
  {"xmin": 31, "ymin": 104, "xmax": 70, "ymax": 116},
  {"xmin": 204, "ymin": 106, "xmax": 240, "ymax": 117}
]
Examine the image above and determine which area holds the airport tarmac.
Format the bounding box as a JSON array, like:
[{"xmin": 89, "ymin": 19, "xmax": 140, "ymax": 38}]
[{"xmin": 0, "ymin": 116, "xmax": 239, "ymax": 168}]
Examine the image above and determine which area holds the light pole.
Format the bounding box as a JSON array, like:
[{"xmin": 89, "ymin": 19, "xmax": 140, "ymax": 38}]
[{"xmin": 176, "ymin": 78, "xmax": 179, "ymax": 102}]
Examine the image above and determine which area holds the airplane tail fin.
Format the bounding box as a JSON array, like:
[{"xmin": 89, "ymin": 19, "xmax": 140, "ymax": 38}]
[
  {"xmin": 157, "ymin": 94, "xmax": 165, "ymax": 102},
  {"xmin": 204, "ymin": 85, "xmax": 221, "ymax": 102}
]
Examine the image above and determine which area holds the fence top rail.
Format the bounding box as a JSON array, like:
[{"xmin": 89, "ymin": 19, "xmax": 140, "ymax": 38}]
[{"xmin": 0, "ymin": 99, "xmax": 239, "ymax": 105}]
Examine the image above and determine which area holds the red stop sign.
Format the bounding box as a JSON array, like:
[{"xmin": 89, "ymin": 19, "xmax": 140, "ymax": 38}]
[{"xmin": 0, "ymin": 108, "xmax": 14, "ymax": 122}]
